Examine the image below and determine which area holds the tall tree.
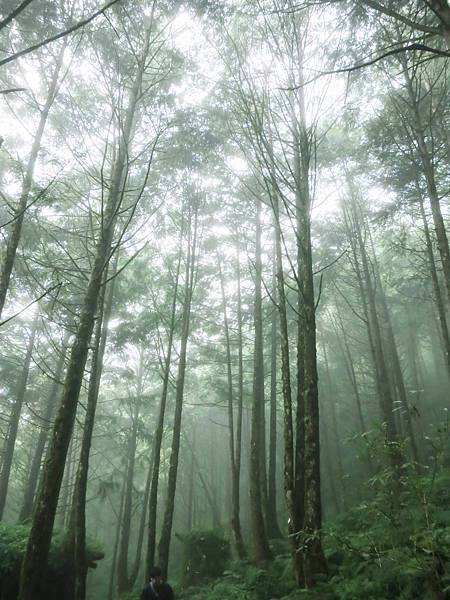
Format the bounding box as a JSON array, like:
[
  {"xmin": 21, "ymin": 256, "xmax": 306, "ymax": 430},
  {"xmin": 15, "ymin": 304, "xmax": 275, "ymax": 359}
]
[
  {"xmin": 18, "ymin": 21, "xmax": 153, "ymax": 599},
  {"xmin": 248, "ymin": 200, "xmax": 272, "ymax": 563},
  {"xmin": 157, "ymin": 193, "xmax": 198, "ymax": 578}
]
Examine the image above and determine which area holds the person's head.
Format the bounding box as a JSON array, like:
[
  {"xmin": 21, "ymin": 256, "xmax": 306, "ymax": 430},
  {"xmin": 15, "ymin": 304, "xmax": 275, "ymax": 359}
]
[{"xmin": 149, "ymin": 566, "xmax": 163, "ymax": 584}]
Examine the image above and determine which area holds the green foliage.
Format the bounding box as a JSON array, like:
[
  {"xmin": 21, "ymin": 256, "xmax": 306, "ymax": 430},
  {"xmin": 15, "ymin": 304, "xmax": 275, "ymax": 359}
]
[
  {"xmin": 0, "ymin": 522, "xmax": 29, "ymax": 578},
  {"xmin": 0, "ymin": 522, "xmax": 104, "ymax": 597},
  {"xmin": 323, "ymin": 470, "xmax": 450, "ymax": 599},
  {"xmin": 172, "ymin": 470, "xmax": 450, "ymax": 600}
]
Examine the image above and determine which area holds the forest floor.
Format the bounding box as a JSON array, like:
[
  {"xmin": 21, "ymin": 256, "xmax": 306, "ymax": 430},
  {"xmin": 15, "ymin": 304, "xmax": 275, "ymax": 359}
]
[{"xmin": 170, "ymin": 469, "xmax": 450, "ymax": 600}]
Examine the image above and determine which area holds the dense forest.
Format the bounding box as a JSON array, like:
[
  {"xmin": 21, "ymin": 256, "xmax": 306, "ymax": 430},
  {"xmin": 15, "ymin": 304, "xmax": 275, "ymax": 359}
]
[{"xmin": 0, "ymin": 1, "xmax": 449, "ymax": 599}]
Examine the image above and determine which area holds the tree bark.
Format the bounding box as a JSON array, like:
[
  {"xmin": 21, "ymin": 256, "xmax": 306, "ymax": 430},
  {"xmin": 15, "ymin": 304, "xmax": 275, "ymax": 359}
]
[
  {"xmin": 130, "ymin": 445, "xmax": 153, "ymax": 587},
  {"xmin": 107, "ymin": 478, "xmax": 126, "ymax": 600},
  {"xmin": 427, "ymin": 0, "xmax": 450, "ymax": 49},
  {"xmin": 235, "ymin": 242, "xmax": 245, "ymax": 552},
  {"xmin": 249, "ymin": 200, "xmax": 272, "ymax": 563},
  {"xmin": 117, "ymin": 349, "xmax": 144, "ymax": 595},
  {"xmin": 19, "ymin": 337, "xmax": 68, "ymax": 522},
  {"xmin": 322, "ymin": 344, "xmax": 347, "ymax": 511},
  {"xmin": 266, "ymin": 263, "xmax": 282, "ymax": 538},
  {"xmin": 292, "ymin": 67, "xmax": 326, "ymax": 583},
  {"xmin": 72, "ymin": 255, "xmax": 117, "ymax": 600},
  {"xmin": 416, "ymin": 184, "xmax": 450, "ymax": 380}
]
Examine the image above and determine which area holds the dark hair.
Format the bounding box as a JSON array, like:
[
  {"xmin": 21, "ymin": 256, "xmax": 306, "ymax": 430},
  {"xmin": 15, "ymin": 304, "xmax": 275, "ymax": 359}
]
[{"xmin": 149, "ymin": 566, "xmax": 163, "ymax": 579}]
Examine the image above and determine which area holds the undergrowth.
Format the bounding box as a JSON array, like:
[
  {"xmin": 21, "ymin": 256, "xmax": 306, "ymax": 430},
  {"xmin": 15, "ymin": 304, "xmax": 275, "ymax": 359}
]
[{"xmin": 174, "ymin": 469, "xmax": 450, "ymax": 600}]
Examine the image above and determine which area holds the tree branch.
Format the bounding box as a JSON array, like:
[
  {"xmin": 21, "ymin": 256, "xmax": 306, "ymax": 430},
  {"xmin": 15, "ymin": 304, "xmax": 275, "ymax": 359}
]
[
  {"xmin": 285, "ymin": 43, "xmax": 450, "ymax": 90},
  {"xmin": 0, "ymin": 0, "xmax": 123, "ymax": 68},
  {"xmin": 0, "ymin": 0, "xmax": 35, "ymax": 32}
]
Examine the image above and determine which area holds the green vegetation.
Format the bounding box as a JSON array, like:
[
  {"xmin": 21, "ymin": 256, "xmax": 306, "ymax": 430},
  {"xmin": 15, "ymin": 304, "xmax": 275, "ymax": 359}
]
[
  {"xmin": 168, "ymin": 471, "xmax": 450, "ymax": 600},
  {"xmin": 0, "ymin": 523, "xmax": 103, "ymax": 599}
]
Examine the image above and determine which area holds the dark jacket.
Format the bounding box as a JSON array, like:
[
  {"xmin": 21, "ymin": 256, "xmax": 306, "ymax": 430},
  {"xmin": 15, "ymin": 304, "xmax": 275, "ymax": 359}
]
[{"xmin": 141, "ymin": 581, "xmax": 174, "ymax": 600}]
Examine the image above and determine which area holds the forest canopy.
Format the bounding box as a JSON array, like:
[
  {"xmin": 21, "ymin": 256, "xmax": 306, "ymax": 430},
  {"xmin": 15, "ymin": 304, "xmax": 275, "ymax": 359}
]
[{"xmin": 0, "ymin": 1, "xmax": 449, "ymax": 599}]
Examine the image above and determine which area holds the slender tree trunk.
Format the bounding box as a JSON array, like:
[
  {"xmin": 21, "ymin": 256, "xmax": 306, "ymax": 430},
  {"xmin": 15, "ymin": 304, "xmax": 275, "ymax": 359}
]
[
  {"xmin": 72, "ymin": 256, "xmax": 118, "ymax": 600},
  {"xmin": 145, "ymin": 226, "xmax": 183, "ymax": 578},
  {"xmin": 417, "ymin": 185, "xmax": 450, "ymax": 379},
  {"xmin": 345, "ymin": 198, "xmax": 400, "ymax": 467},
  {"xmin": 322, "ymin": 345, "xmax": 347, "ymax": 511},
  {"xmin": 320, "ymin": 410, "xmax": 340, "ymax": 515},
  {"xmin": 107, "ymin": 479, "xmax": 126, "ymax": 600},
  {"xmin": 0, "ymin": 42, "xmax": 66, "ymax": 320},
  {"xmin": 186, "ymin": 426, "xmax": 195, "ymax": 531},
  {"xmin": 267, "ymin": 268, "xmax": 282, "ymax": 538},
  {"xmin": 365, "ymin": 225, "xmax": 420, "ymax": 464},
  {"xmin": 217, "ymin": 251, "xmax": 246, "ymax": 556},
  {"xmin": 271, "ymin": 190, "xmax": 302, "ymax": 582},
  {"xmin": 332, "ymin": 312, "xmax": 374, "ymax": 472},
  {"xmin": 249, "ymin": 201, "xmax": 271, "ymax": 563},
  {"xmin": 59, "ymin": 435, "xmax": 75, "ymax": 528},
  {"xmin": 235, "ymin": 243, "xmax": 245, "ymax": 550},
  {"xmin": 0, "ymin": 309, "xmax": 39, "ymax": 519},
  {"xmin": 18, "ymin": 28, "xmax": 150, "ymax": 598},
  {"xmin": 130, "ymin": 446, "xmax": 153, "ymax": 587},
  {"xmin": 157, "ymin": 199, "xmax": 198, "ymax": 579},
  {"xmin": 19, "ymin": 338, "xmax": 68, "ymax": 522},
  {"xmin": 117, "ymin": 352, "xmax": 144, "ymax": 594}
]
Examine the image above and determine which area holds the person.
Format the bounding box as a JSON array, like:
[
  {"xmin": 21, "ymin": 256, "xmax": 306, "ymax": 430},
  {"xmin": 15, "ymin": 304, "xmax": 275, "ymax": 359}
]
[{"xmin": 141, "ymin": 566, "xmax": 174, "ymax": 600}]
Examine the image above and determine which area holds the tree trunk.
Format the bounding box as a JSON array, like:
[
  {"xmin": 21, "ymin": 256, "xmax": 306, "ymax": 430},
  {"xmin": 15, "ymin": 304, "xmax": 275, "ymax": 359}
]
[
  {"xmin": 117, "ymin": 350, "xmax": 144, "ymax": 595},
  {"xmin": 145, "ymin": 226, "xmax": 183, "ymax": 578},
  {"xmin": 0, "ymin": 309, "xmax": 39, "ymax": 519},
  {"xmin": 72, "ymin": 256, "xmax": 118, "ymax": 600},
  {"xmin": 217, "ymin": 251, "xmax": 246, "ymax": 556},
  {"xmin": 344, "ymin": 197, "xmax": 400, "ymax": 468},
  {"xmin": 19, "ymin": 337, "xmax": 68, "ymax": 522},
  {"xmin": 366, "ymin": 225, "xmax": 420, "ymax": 464},
  {"xmin": 427, "ymin": 0, "xmax": 450, "ymax": 49},
  {"xmin": 249, "ymin": 200, "xmax": 271, "ymax": 563},
  {"xmin": 157, "ymin": 198, "xmax": 198, "ymax": 579},
  {"xmin": 18, "ymin": 28, "xmax": 149, "ymax": 599},
  {"xmin": 0, "ymin": 41, "xmax": 66, "ymax": 320},
  {"xmin": 186, "ymin": 430, "xmax": 195, "ymax": 532},
  {"xmin": 58, "ymin": 434, "xmax": 75, "ymax": 528},
  {"xmin": 322, "ymin": 344, "xmax": 347, "ymax": 511},
  {"xmin": 416, "ymin": 184, "xmax": 450, "ymax": 380},
  {"xmin": 270, "ymin": 189, "xmax": 302, "ymax": 582},
  {"xmin": 130, "ymin": 446, "xmax": 153, "ymax": 587},
  {"xmin": 267, "ymin": 253, "xmax": 282, "ymax": 539},
  {"xmin": 235, "ymin": 242, "xmax": 245, "ymax": 554},
  {"xmin": 293, "ymin": 71, "xmax": 326, "ymax": 582},
  {"xmin": 332, "ymin": 312, "xmax": 374, "ymax": 472},
  {"xmin": 107, "ymin": 478, "xmax": 126, "ymax": 600}
]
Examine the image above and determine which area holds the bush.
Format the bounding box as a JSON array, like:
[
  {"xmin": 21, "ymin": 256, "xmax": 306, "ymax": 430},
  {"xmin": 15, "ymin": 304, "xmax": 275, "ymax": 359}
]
[
  {"xmin": 0, "ymin": 522, "xmax": 104, "ymax": 600},
  {"xmin": 178, "ymin": 529, "xmax": 230, "ymax": 587}
]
